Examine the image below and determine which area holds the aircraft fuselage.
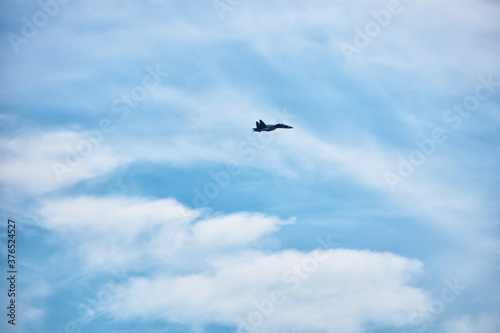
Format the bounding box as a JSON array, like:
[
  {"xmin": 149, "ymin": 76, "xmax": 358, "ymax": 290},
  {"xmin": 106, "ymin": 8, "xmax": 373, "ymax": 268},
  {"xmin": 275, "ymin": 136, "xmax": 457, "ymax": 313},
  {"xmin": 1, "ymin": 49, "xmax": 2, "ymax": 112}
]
[{"xmin": 253, "ymin": 120, "xmax": 292, "ymax": 132}]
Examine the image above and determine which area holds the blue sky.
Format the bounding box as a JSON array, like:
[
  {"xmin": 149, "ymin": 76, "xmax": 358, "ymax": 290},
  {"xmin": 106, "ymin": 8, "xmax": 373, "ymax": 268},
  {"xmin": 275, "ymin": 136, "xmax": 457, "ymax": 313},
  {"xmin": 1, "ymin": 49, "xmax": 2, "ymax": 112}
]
[{"xmin": 1, "ymin": 1, "xmax": 499, "ymax": 332}]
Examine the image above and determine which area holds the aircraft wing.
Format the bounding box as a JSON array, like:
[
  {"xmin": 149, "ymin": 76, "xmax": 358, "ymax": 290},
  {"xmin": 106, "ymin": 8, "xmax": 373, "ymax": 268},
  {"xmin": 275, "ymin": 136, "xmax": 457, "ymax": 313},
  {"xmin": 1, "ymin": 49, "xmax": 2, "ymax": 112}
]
[{"xmin": 274, "ymin": 123, "xmax": 293, "ymax": 129}]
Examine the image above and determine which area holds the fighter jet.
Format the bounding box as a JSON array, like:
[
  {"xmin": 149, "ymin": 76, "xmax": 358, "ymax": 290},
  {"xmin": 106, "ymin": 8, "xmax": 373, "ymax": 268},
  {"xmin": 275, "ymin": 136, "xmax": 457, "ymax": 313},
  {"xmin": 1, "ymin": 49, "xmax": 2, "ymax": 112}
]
[{"xmin": 253, "ymin": 119, "xmax": 293, "ymax": 132}]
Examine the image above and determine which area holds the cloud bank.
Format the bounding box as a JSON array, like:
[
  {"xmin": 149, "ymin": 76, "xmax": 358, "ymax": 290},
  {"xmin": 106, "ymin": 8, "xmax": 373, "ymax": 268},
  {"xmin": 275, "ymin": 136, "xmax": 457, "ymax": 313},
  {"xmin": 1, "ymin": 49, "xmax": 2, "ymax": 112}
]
[{"xmin": 36, "ymin": 196, "xmax": 430, "ymax": 332}]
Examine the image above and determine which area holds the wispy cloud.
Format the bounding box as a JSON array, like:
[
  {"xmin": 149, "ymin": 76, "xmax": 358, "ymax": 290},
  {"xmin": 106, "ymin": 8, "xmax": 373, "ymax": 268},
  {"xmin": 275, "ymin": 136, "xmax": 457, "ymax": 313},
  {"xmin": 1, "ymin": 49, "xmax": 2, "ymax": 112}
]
[
  {"xmin": 1, "ymin": 0, "xmax": 499, "ymax": 332},
  {"xmin": 0, "ymin": 130, "xmax": 125, "ymax": 198},
  {"xmin": 443, "ymin": 314, "xmax": 500, "ymax": 333}
]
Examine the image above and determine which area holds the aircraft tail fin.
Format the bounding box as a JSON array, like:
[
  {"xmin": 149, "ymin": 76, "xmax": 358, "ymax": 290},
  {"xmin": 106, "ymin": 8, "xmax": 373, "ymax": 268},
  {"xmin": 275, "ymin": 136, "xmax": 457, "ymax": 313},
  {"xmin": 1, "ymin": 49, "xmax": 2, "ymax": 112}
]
[{"xmin": 253, "ymin": 119, "xmax": 267, "ymax": 131}]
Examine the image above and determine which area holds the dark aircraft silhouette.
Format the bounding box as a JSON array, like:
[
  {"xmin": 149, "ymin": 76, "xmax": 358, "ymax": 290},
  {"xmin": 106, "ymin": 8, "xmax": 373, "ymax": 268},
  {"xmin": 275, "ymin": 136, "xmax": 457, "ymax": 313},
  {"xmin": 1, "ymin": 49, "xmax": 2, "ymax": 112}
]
[{"xmin": 253, "ymin": 120, "xmax": 293, "ymax": 132}]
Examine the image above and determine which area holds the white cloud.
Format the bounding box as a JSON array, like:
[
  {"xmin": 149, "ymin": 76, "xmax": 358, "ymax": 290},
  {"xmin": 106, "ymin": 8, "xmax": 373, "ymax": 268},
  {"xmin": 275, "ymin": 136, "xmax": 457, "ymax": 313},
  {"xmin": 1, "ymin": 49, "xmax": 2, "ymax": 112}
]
[
  {"xmin": 36, "ymin": 195, "xmax": 431, "ymax": 332},
  {"xmin": 8, "ymin": 0, "xmax": 498, "ymax": 101},
  {"xmin": 38, "ymin": 196, "xmax": 195, "ymax": 233},
  {"xmin": 0, "ymin": 130, "xmax": 125, "ymax": 198},
  {"xmin": 443, "ymin": 314, "xmax": 500, "ymax": 333},
  {"xmin": 37, "ymin": 196, "xmax": 198, "ymax": 270},
  {"xmin": 107, "ymin": 248, "xmax": 429, "ymax": 333},
  {"xmin": 192, "ymin": 213, "xmax": 294, "ymax": 248},
  {"xmin": 212, "ymin": 0, "xmax": 500, "ymax": 90}
]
